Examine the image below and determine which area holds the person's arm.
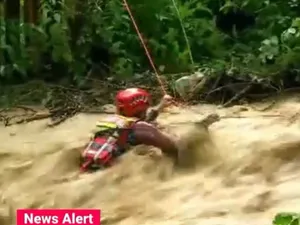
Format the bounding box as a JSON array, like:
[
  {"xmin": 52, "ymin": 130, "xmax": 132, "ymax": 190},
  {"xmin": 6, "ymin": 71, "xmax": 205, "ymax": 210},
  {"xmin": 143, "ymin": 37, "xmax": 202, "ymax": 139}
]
[
  {"xmin": 145, "ymin": 95, "xmax": 173, "ymax": 122},
  {"xmin": 145, "ymin": 107, "xmax": 159, "ymax": 122},
  {"xmin": 132, "ymin": 121, "xmax": 178, "ymax": 159}
]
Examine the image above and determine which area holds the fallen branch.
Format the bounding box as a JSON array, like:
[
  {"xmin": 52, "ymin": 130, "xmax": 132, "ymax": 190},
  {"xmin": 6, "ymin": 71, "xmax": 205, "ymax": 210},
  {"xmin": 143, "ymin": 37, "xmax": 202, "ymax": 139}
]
[
  {"xmin": 0, "ymin": 115, "xmax": 9, "ymax": 126},
  {"xmin": 7, "ymin": 113, "xmax": 51, "ymax": 126},
  {"xmin": 222, "ymin": 84, "xmax": 252, "ymax": 107},
  {"xmin": 47, "ymin": 108, "xmax": 79, "ymax": 127},
  {"xmin": 249, "ymin": 100, "xmax": 277, "ymax": 112},
  {"xmin": 220, "ymin": 114, "xmax": 283, "ymax": 119},
  {"xmin": 47, "ymin": 117, "xmax": 70, "ymax": 127},
  {"xmin": 13, "ymin": 105, "xmax": 37, "ymax": 113},
  {"xmin": 205, "ymin": 82, "xmax": 250, "ymax": 99},
  {"xmin": 82, "ymin": 110, "xmax": 115, "ymax": 114},
  {"xmin": 287, "ymin": 112, "xmax": 300, "ymax": 125}
]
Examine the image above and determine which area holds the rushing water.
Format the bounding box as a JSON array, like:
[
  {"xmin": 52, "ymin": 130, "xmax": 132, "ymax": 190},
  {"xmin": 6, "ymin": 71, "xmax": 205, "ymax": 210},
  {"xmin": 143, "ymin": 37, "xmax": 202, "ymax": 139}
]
[{"xmin": 0, "ymin": 95, "xmax": 300, "ymax": 225}]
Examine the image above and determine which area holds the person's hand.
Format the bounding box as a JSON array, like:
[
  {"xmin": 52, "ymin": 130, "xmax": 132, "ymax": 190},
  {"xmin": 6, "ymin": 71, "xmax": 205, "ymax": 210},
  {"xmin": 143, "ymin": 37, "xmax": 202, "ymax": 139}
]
[{"xmin": 161, "ymin": 94, "xmax": 173, "ymax": 108}]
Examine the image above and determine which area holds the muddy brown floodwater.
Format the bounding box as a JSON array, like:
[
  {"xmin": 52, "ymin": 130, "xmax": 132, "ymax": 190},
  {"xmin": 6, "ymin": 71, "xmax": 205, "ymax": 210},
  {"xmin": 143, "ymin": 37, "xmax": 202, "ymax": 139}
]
[{"xmin": 0, "ymin": 95, "xmax": 300, "ymax": 225}]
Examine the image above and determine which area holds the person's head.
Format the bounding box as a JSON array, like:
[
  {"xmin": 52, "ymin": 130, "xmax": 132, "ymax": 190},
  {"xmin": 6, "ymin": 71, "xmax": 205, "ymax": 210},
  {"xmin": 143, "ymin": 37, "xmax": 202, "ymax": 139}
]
[{"xmin": 115, "ymin": 88, "xmax": 151, "ymax": 119}]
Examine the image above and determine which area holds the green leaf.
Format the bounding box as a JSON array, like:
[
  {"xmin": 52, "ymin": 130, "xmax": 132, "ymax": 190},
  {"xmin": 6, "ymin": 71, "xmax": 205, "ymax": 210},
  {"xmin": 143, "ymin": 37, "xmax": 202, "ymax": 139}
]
[
  {"xmin": 62, "ymin": 52, "xmax": 73, "ymax": 62},
  {"xmin": 219, "ymin": 1, "xmax": 238, "ymax": 14},
  {"xmin": 288, "ymin": 28, "xmax": 297, "ymax": 34},
  {"xmin": 292, "ymin": 18, "xmax": 300, "ymax": 28},
  {"xmin": 53, "ymin": 13, "xmax": 61, "ymax": 23},
  {"xmin": 273, "ymin": 213, "xmax": 300, "ymax": 225}
]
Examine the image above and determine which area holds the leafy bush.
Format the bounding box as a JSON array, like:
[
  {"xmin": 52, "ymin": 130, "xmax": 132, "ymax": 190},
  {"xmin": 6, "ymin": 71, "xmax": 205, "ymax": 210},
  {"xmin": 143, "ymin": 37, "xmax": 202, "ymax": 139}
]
[{"xmin": 1, "ymin": 0, "xmax": 300, "ymax": 88}]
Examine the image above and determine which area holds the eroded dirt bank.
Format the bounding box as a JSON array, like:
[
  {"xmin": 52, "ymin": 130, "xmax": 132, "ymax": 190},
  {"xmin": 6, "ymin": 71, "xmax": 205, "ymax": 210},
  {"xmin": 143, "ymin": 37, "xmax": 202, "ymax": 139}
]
[{"xmin": 0, "ymin": 95, "xmax": 300, "ymax": 225}]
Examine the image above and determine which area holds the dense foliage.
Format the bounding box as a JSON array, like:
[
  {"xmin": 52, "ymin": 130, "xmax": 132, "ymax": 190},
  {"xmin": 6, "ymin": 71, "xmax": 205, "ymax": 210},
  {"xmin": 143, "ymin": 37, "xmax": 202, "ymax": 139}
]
[{"xmin": 1, "ymin": 0, "xmax": 300, "ymax": 89}]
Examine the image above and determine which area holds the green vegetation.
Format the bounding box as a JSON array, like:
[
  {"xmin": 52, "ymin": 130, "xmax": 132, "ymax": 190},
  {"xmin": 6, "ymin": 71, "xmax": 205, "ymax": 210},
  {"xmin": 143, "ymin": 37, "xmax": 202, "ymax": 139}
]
[
  {"xmin": 1, "ymin": 0, "xmax": 300, "ymax": 104},
  {"xmin": 273, "ymin": 213, "xmax": 300, "ymax": 225}
]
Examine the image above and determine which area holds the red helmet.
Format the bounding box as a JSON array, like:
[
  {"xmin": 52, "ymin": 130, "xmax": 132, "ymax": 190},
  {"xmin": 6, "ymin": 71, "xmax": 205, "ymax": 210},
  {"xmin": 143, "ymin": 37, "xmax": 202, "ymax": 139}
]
[{"xmin": 115, "ymin": 88, "xmax": 151, "ymax": 117}]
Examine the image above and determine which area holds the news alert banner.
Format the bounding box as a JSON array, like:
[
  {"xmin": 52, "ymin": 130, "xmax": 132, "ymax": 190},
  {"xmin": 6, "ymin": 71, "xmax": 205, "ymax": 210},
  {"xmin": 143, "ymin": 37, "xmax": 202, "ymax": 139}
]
[{"xmin": 16, "ymin": 209, "xmax": 101, "ymax": 225}]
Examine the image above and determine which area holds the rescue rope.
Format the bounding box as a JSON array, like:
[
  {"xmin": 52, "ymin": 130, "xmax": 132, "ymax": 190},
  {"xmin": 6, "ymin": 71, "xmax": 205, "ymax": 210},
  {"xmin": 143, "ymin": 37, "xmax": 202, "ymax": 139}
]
[
  {"xmin": 170, "ymin": 0, "xmax": 194, "ymax": 67},
  {"xmin": 122, "ymin": 0, "xmax": 167, "ymax": 95}
]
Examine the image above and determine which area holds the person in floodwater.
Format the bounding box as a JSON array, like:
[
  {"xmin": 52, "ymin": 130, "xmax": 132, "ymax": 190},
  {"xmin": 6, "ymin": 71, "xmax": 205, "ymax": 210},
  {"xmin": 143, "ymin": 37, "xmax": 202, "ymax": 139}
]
[{"xmin": 80, "ymin": 88, "xmax": 178, "ymax": 172}]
